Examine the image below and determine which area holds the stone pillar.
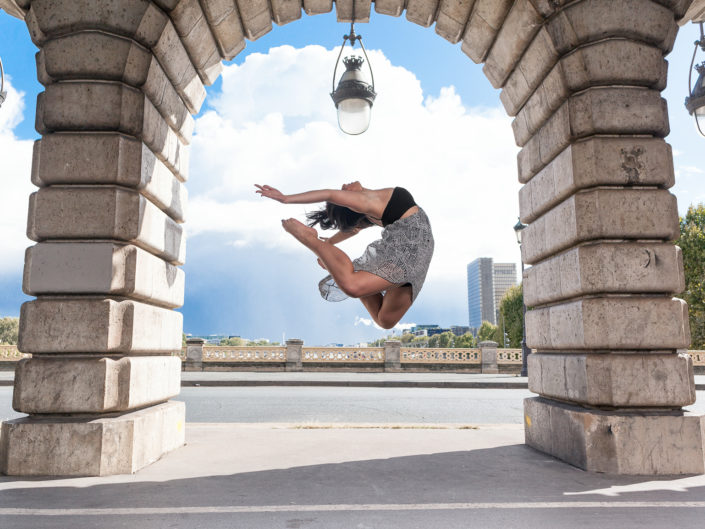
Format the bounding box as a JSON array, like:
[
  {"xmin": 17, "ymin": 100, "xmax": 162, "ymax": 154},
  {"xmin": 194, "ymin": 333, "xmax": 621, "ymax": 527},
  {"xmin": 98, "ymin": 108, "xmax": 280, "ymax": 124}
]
[
  {"xmin": 285, "ymin": 339, "xmax": 303, "ymax": 372},
  {"xmin": 185, "ymin": 338, "xmax": 204, "ymax": 371},
  {"xmin": 384, "ymin": 340, "xmax": 401, "ymax": 371},
  {"xmin": 479, "ymin": 341, "xmax": 499, "ymax": 374},
  {"xmin": 0, "ymin": 0, "xmax": 224, "ymax": 476},
  {"xmin": 490, "ymin": 0, "xmax": 704, "ymax": 474}
]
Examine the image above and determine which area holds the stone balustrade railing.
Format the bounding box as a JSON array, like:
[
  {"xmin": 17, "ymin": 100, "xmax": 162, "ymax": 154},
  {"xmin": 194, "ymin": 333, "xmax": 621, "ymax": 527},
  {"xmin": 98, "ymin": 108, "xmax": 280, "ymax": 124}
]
[{"xmin": 3, "ymin": 343, "xmax": 704, "ymax": 372}]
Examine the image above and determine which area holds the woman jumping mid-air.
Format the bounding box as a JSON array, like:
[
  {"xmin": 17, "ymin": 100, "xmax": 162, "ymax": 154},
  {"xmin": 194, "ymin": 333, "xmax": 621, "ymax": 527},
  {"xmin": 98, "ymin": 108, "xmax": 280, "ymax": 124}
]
[{"xmin": 255, "ymin": 182, "xmax": 434, "ymax": 329}]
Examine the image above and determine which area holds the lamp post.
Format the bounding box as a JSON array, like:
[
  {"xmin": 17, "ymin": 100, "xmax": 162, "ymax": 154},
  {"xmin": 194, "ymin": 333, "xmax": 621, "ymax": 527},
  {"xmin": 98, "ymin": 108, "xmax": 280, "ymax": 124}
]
[
  {"xmin": 513, "ymin": 217, "xmax": 530, "ymax": 378},
  {"xmin": 330, "ymin": 1, "xmax": 376, "ymax": 135},
  {"xmin": 0, "ymin": 55, "xmax": 7, "ymax": 108},
  {"xmin": 685, "ymin": 22, "xmax": 705, "ymax": 137}
]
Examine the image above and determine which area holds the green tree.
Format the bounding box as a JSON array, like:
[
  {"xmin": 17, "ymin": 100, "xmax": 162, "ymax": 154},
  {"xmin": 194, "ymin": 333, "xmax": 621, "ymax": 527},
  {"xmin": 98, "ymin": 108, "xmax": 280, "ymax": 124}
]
[
  {"xmin": 0, "ymin": 317, "xmax": 19, "ymax": 345},
  {"xmin": 454, "ymin": 332, "xmax": 476, "ymax": 348},
  {"xmin": 182, "ymin": 332, "xmax": 187, "ymax": 347},
  {"xmin": 476, "ymin": 321, "xmax": 498, "ymax": 344},
  {"xmin": 400, "ymin": 332, "xmax": 415, "ymax": 344},
  {"xmin": 437, "ymin": 331, "xmax": 455, "ymax": 348},
  {"xmin": 411, "ymin": 336, "xmax": 428, "ymax": 348},
  {"xmin": 678, "ymin": 203, "xmax": 705, "ymax": 348},
  {"xmin": 220, "ymin": 337, "xmax": 244, "ymax": 346},
  {"xmin": 499, "ymin": 284, "xmax": 524, "ymax": 348},
  {"xmin": 427, "ymin": 333, "xmax": 439, "ymax": 348}
]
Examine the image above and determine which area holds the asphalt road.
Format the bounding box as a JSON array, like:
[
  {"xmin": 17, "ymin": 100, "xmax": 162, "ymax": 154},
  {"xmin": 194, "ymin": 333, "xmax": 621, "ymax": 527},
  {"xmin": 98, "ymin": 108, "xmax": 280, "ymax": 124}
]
[{"xmin": 2, "ymin": 387, "xmax": 705, "ymax": 424}]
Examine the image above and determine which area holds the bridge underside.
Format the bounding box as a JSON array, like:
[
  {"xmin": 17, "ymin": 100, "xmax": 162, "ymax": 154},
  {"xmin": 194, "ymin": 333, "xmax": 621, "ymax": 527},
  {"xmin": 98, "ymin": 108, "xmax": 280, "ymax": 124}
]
[{"xmin": 1, "ymin": 0, "xmax": 705, "ymax": 475}]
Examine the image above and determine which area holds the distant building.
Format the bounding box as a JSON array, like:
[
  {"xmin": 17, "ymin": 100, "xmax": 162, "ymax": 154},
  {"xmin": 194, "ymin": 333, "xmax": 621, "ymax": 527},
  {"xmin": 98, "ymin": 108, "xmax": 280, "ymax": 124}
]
[
  {"xmin": 467, "ymin": 258, "xmax": 517, "ymax": 330},
  {"xmin": 450, "ymin": 326, "xmax": 471, "ymax": 336}
]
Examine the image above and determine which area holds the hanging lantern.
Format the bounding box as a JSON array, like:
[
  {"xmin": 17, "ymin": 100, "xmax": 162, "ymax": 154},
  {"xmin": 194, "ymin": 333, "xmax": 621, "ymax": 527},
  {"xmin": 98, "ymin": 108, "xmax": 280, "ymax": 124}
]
[
  {"xmin": 685, "ymin": 22, "xmax": 705, "ymax": 137},
  {"xmin": 0, "ymin": 55, "xmax": 7, "ymax": 108},
  {"xmin": 330, "ymin": 12, "xmax": 376, "ymax": 135}
]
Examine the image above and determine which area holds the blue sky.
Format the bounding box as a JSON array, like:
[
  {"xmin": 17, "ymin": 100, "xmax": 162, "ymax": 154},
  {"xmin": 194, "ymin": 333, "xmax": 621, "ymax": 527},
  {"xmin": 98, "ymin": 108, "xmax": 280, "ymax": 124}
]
[{"xmin": 0, "ymin": 9, "xmax": 703, "ymax": 345}]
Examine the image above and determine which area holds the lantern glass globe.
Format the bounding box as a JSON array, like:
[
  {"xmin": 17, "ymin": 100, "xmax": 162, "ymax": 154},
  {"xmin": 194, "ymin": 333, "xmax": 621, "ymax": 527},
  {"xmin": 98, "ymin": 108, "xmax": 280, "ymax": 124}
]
[{"xmin": 337, "ymin": 98, "xmax": 371, "ymax": 135}]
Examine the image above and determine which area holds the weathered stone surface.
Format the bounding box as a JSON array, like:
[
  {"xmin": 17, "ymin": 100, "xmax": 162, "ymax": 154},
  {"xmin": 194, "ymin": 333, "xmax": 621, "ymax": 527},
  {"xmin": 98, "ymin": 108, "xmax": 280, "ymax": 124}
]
[
  {"xmin": 32, "ymin": 133, "xmax": 188, "ymax": 218},
  {"xmin": 37, "ymin": 82, "xmax": 190, "ymax": 177},
  {"xmin": 270, "ymin": 0, "xmax": 302, "ymax": 24},
  {"xmin": 435, "ymin": 0, "xmax": 475, "ymax": 44},
  {"xmin": 40, "ymin": 30, "xmax": 201, "ymax": 121},
  {"xmin": 374, "ymin": 0, "xmax": 404, "ymax": 16},
  {"xmin": 27, "ymin": 0, "xmax": 169, "ymax": 47},
  {"xmin": 528, "ymin": 353, "xmax": 695, "ymax": 407},
  {"xmin": 517, "ymin": 87, "xmax": 669, "ymax": 177},
  {"xmin": 0, "ymin": 400, "xmax": 185, "ymax": 476},
  {"xmin": 522, "ymin": 188, "xmax": 679, "ymax": 265},
  {"xmin": 200, "ymin": 0, "xmax": 246, "ymax": 60},
  {"xmin": 28, "ymin": 186, "xmax": 186, "ymax": 265},
  {"xmin": 406, "ymin": 0, "xmax": 439, "ymax": 27},
  {"xmin": 13, "ymin": 356, "xmax": 181, "ymax": 413},
  {"xmin": 511, "ymin": 40, "xmax": 668, "ymax": 144},
  {"xmin": 523, "ymin": 242, "xmax": 684, "ymax": 307},
  {"xmin": 0, "ymin": 0, "xmax": 27, "ymax": 19},
  {"xmin": 19, "ymin": 299, "xmax": 183, "ymax": 354},
  {"xmin": 24, "ymin": 242, "xmax": 185, "ymax": 308},
  {"xmin": 519, "ymin": 137, "xmax": 674, "ymax": 223},
  {"xmin": 483, "ymin": 0, "xmax": 543, "ymax": 88},
  {"xmin": 236, "ymin": 0, "xmax": 272, "ymax": 40},
  {"xmin": 336, "ymin": 0, "xmax": 371, "ymax": 22},
  {"xmin": 525, "ymin": 296, "xmax": 690, "ymax": 350},
  {"xmin": 524, "ymin": 397, "xmax": 705, "ymax": 474},
  {"xmin": 680, "ymin": 0, "xmax": 705, "ymax": 23},
  {"xmin": 479, "ymin": 340, "xmax": 499, "ymax": 374},
  {"xmin": 303, "ymin": 0, "xmax": 332, "ymax": 15},
  {"xmin": 170, "ymin": 0, "xmax": 223, "ymax": 84},
  {"xmin": 461, "ymin": 0, "xmax": 512, "ymax": 63},
  {"xmin": 545, "ymin": 0, "xmax": 678, "ymax": 56}
]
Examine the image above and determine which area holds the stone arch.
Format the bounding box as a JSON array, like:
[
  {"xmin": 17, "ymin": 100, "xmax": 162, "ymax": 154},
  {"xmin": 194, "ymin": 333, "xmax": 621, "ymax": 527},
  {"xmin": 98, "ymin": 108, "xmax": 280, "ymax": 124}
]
[{"xmin": 1, "ymin": 0, "xmax": 704, "ymax": 476}]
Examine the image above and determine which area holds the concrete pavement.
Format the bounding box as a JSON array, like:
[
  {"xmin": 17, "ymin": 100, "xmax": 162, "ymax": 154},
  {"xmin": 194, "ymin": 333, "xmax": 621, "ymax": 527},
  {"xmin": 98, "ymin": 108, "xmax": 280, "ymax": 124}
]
[
  {"xmin": 3, "ymin": 369, "xmax": 705, "ymax": 389},
  {"xmin": 2, "ymin": 422, "xmax": 705, "ymax": 528}
]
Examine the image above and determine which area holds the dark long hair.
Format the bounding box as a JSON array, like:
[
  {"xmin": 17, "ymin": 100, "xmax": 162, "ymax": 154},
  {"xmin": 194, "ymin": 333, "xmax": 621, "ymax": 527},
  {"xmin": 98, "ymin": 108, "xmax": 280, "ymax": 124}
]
[{"xmin": 306, "ymin": 202, "xmax": 372, "ymax": 232}]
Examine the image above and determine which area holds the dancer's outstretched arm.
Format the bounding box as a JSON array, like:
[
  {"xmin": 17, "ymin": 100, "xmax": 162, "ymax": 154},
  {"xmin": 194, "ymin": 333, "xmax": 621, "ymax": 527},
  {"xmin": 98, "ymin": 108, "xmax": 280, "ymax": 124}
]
[{"xmin": 255, "ymin": 184, "xmax": 384, "ymax": 217}]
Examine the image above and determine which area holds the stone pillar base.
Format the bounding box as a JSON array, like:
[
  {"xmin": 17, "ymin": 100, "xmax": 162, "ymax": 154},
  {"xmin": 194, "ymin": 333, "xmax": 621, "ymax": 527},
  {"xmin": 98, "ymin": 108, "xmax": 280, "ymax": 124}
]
[
  {"xmin": 0, "ymin": 401, "xmax": 185, "ymax": 476},
  {"xmin": 524, "ymin": 397, "xmax": 705, "ymax": 475}
]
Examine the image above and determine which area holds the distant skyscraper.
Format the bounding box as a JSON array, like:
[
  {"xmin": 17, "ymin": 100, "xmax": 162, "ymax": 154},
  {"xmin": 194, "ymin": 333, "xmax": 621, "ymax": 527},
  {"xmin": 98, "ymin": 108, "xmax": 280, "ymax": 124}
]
[{"xmin": 467, "ymin": 257, "xmax": 517, "ymax": 331}]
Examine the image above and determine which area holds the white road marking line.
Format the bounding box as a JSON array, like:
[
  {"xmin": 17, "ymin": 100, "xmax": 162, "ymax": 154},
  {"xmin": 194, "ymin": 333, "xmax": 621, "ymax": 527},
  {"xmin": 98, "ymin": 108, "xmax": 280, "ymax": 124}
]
[{"xmin": 2, "ymin": 502, "xmax": 705, "ymax": 516}]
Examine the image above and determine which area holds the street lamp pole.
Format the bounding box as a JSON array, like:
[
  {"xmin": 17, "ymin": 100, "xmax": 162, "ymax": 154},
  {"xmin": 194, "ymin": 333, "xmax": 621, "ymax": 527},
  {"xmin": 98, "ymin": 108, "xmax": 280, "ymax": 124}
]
[{"xmin": 513, "ymin": 218, "xmax": 530, "ymax": 378}]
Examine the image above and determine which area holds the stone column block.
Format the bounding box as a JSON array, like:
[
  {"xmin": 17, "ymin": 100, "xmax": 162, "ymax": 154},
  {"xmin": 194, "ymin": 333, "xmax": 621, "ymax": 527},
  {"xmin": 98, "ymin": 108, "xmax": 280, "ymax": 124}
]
[
  {"xmin": 519, "ymin": 137, "xmax": 674, "ymax": 223},
  {"xmin": 434, "ymin": 0, "xmax": 473, "ymax": 44},
  {"xmin": 524, "ymin": 397, "xmax": 705, "ymax": 474},
  {"xmin": 483, "ymin": 0, "xmax": 543, "ymax": 88},
  {"xmin": 461, "ymin": 0, "xmax": 512, "ymax": 64},
  {"xmin": 517, "ymin": 87, "xmax": 669, "ymax": 177},
  {"xmin": 479, "ymin": 340, "xmax": 499, "ymax": 374},
  {"xmin": 28, "ymin": 186, "xmax": 186, "ymax": 265},
  {"xmin": 37, "ymin": 82, "xmax": 189, "ymax": 177},
  {"xmin": 236, "ymin": 0, "xmax": 273, "ymax": 40},
  {"xmin": 23, "ymin": 242, "xmax": 185, "ymax": 309},
  {"xmin": 19, "ymin": 299, "xmax": 183, "ymax": 354},
  {"xmin": 185, "ymin": 337, "xmax": 204, "ymax": 371},
  {"xmin": 512, "ymin": 40, "xmax": 667, "ymax": 144},
  {"xmin": 0, "ymin": 400, "xmax": 185, "ymax": 476},
  {"xmin": 335, "ymin": 0, "xmax": 370, "ymax": 22},
  {"xmin": 169, "ymin": 0, "xmax": 223, "ymax": 84},
  {"xmin": 374, "ymin": 0, "xmax": 404, "ymax": 17},
  {"xmin": 285, "ymin": 339, "xmax": 303, "ymax": 371},
  {"xmin": 40, "ymin": 32, "xmax": 194, "ymax": 143},
  {"xmin": 528, "ymin": 352, "xmax": 695, "ymax": 407},
  {"xmin": 200, "ymin": 0, "xmax": 246, "ymax": 60},
  {"xmin": 32, "ymin": 134, "xmax": 188, "ymax": 220},
  {"xmin": 303, "ymin": 0, "xmax": 332, "ymax": 15},
  {"xmin": 13, "ymin": 356, "xmax": 181, "ymax": 413},
  {"xmin": 384, "ymin": 340, "xmax": 401, "ymax": 371},
  {"xmin": 525, "ymin": 296, "xmax": 690, "ymax": 351},
  {"xmin": 405, "ymin": 0, "xmax": 439, "ymax": 27},
  {"xmin": 270, "ymin": 0, "xmax": 303, "ymax": 25},
  {"xmin": 521, "ymin": 188, "xmax": 679, "ymax": 265},
  {"xmin": 523, "ymin": 242, "xmax": 684, "ymax": 307}
]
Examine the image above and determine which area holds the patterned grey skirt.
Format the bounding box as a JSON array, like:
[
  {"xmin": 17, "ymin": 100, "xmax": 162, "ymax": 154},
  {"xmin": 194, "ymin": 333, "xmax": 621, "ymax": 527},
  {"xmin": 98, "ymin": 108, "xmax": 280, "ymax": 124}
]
[{"xmin": 318, "ymin": 208, "xmax": 434, "ymax": 303}]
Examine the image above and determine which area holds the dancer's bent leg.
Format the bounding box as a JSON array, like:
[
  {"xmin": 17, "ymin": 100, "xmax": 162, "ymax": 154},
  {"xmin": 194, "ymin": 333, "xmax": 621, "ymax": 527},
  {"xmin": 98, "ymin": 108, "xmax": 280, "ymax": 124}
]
[{"xmin": 282, "ymin": 218, "xmax": 393, "ymax": 298}]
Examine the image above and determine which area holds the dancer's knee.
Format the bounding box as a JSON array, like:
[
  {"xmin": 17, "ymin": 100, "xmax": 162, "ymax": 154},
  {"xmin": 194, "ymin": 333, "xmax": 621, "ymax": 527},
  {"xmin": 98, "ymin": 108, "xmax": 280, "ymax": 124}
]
[
  {"xmin": 338, "ymin": 277, "xmax": 365, "ymax": 299},
  {"xmin": 377, "ymin": 312, "xmax": 400, "ymax": 330}
]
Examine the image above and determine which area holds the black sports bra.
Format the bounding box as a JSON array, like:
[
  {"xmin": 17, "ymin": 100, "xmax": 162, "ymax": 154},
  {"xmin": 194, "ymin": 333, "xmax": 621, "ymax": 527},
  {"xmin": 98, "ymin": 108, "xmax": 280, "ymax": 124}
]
[{"xmin": 381, "ymin": 187, "xmax": 416, "ymax": 227}]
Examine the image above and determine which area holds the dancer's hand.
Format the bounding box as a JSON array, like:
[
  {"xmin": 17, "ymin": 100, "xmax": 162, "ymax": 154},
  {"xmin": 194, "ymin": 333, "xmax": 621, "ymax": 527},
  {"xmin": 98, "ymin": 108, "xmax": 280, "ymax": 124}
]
[
  {"xmin": 341, "ymin": 181, "xmax": 363, "ymax": 191},
  {"xmin": 255, "ymin": 184, "xmax": 287, "ymax": 203}
]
